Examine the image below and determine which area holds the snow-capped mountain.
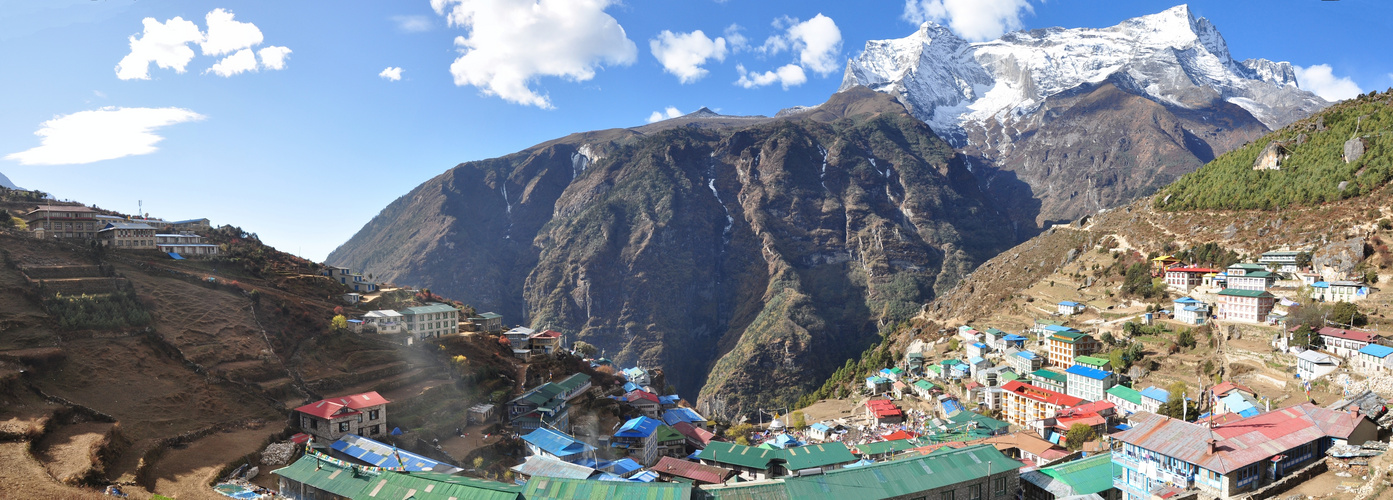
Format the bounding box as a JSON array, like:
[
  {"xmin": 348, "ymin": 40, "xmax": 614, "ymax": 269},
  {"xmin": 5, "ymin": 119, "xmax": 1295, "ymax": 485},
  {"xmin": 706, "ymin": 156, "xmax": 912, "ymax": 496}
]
[
  {"xmin": 839, "ymin": 4, "xmax": 1325, "ymax": 230},
  {"xmin": 841, "ymin": 4, "xmax": 1325, "ymax": 143}
]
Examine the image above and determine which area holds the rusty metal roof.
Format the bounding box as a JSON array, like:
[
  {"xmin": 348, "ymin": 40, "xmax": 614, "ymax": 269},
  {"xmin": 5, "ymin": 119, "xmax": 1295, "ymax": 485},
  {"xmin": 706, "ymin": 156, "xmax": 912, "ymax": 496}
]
[{"xmin": 1113, "ymin": 404, "xmax": 1368, "ymax": 474}]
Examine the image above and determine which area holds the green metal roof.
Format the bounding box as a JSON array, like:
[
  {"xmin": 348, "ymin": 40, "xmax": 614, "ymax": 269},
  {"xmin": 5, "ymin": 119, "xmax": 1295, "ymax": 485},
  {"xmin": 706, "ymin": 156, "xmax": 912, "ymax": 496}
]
[
  {"xmin": 699, "ymin": 445, "xmax": 1012, "ymax": 500},
  {"xmin": 779, "ymin": 442, "xmax": 857, "ymax": 471},
  {"xmin": 1230, "ymin": 263, "xmax": 1267, "ymax": 270},
  {"xmin": 1217, "ymin": 289, "xmax": 1274, "ymax": 298},
  {"xmin": 1039, "ymin": 452, "xmax": 1117, "ymax": 495},
  {"xmin": 1050, "ymin": 331, "xmax": 1087, "ymax": 343},
  {"xmin": 525, "ymin": 476, "xmax": 692, "ymax": 500},
  {"xmin": 985, "ymin": 328, "xmax": 1006, "ymax": 336},
  {"xmin": 272, "ymin": 456, "xmax": 378, "ymax": 499},
  {"xmin": 944, "ymin": 411, "xmax": 1011, "ymax": 433},
  {"xmin": 1106, "ymin": 385, "xmax": 1143, "ymax": 405},
  {"xmin": 999, "ymin": 372, "xmax": 1019, "ymax": 382},
  {"xmin": 697, "ymin": 442, "xmax": 778, "ymax": 469},
  {"xmin": 1030, "ymin": 369, "xmax": 1067, "ymax": 383},
  {"xmin": 928, "ymin": 366, "xmax": 942, "ymax": 374},
  {"xmin": 363, "ymin": 471, "xmax": 522, "ymax": 500},
  {"xmin": 555, "ymin": 373, "xmax": 592, "ymax": 392},
  {"xmin": 1075, "ymin": 356, "xmax": 1109, "ymax": 368},
  {"xmin": 655, "ymin": 425, "xmax": 685, "ymax": 444},
  {"xmin": 906, "ymin": 352, "xmax": 923, "ymax": 359},
  {"xmin": 940, "ymin": 359, "xmax": 962, "ymax": 366},
  {"xmin": 912, "ymin": 380, "xmax": 938, "ymax": 391},
  {"xmin": 887, "ymin": 367, "xmax": 903, "ymax": 375}
]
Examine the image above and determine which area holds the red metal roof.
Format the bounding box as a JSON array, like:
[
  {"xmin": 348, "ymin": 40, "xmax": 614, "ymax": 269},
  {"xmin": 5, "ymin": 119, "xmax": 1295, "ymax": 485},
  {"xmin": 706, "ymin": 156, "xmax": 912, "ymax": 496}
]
[
  {"xmin": 531, "ymin": 329, "xmax": 563, "ymax": 339},
  {"xmin": 625, "ymin": 390, "xmax": 659, "ymax": 404},
  {"xmin": 654, "ymin": 456, "xmax": 735, "ymax": 484},
  {"xmin": 1058, "ymin": 400, "xmax": 1115, "ymax": 418},
  {"xmin": 1209, "ymin": 382, "xmax": 1254, "ymax": 398},
  {"xmin": 1055, "ymin": 414, "xmax": 1108, "ymax": 429},
  {"xmin": 881, "ymin": 430, "xmax": 918, "ymax": 441},
  {"xmin": 866, "ymin": 399, "xmax": 899, "ymax": 409},
  {"xmin": 293, "ymin": 391, "xmax": 389, "ymax": 419},
  {"xmin": 672, "ymin": 421, "xmax": 715, "ymax": 445},
  {"xmin": 1318, "ymin": 327, "xmax": 1378, "ymax": 343},
  {"xmin": 1113, "ymin": 404, "xmax": 1369, "ymax": 474},
  {"xmin": 1001, "ymin": 381, "xmax": 1084, "ymax": 407},
  {"xmin": 1166, "ymin": 267, "xmax": 1221, "ymax": 273}
]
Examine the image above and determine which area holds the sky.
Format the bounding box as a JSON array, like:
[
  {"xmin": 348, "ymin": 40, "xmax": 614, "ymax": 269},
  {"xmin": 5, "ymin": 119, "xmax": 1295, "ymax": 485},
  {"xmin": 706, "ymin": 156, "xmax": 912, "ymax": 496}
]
[{"xmin": 2, "ymin": 0, "xmax": 1389, "ymax": 261}]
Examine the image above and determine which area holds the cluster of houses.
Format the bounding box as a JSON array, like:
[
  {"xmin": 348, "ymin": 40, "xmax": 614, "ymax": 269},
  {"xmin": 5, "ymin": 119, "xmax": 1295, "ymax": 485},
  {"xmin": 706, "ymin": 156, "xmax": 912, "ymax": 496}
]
[
  {"xmin": 21, "ymin": 204, "xmax": 218, "ymax": 257},
  {"xmin": 1150, "ymin": 251, "xmax": 1373, "ymax": 326}
]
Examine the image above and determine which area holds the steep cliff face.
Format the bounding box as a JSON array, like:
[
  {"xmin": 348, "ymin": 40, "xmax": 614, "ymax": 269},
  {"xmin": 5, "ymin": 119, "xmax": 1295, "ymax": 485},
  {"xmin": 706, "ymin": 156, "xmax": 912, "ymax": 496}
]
[
  {"xmin": 842, "ymin": 4, "xmax": 1322, "ymax": 227},
  {"xmin": 329, "ymin": 89, "xmax": 1017, "ymax": 415}
]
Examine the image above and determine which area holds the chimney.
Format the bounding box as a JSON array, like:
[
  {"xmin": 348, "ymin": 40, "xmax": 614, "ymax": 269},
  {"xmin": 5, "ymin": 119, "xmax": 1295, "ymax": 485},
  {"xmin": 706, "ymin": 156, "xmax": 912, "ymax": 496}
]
[{"xmin": 1206, "ymin": 439, "xmax": 1217, "ymax": 455}]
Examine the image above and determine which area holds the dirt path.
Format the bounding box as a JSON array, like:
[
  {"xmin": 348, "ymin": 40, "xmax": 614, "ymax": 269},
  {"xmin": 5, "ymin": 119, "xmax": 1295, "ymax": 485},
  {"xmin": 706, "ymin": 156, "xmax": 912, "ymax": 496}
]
[
  {"xmin": 135, "ymin": 426, "xmax": 279, "ymax": 500},
  {"xmin": 35, "ymin": 421, "xmax": 115, "ymax": 484}
]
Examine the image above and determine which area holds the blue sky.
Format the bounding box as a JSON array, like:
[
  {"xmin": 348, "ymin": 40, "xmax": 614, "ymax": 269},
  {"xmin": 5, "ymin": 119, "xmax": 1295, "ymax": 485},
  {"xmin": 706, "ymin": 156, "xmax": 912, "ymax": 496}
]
[{"xmin": 2, "ymin": 0, "xmax": 1388, "ymax": 261}]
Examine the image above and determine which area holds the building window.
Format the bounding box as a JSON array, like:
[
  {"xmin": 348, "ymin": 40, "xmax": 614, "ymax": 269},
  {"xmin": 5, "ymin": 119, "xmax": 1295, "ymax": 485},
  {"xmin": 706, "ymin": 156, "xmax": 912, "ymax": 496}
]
[
  {"xmin": 940, "ymin": 491, "xmax": 954, "ymax": 500},
  {"xmin": 969, "ymin": 483, "xmax": 982, "ymax": 500},
  {"xmin": 339, "ymin": 421, "xmax": 350, "ymax": 432},
  {"xmin": 994, "ymin": 477, "xmax": 1006, "ymax": 496},
  {"xmin": 369, "ymin": 410, "xmax": 380, "ymax": 421}
]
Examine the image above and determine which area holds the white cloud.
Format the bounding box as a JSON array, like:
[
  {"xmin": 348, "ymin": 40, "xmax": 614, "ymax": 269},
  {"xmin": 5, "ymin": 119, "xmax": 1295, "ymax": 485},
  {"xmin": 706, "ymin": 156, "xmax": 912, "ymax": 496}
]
[
  {"xmin": 902, "ymin": 0, "xmax": 1034, "ymax": 42},
  {"xmin": 206, "ymin": 48, "xmax": 258, "ymax": 77},
  {"xmin": 200, "ymin": 8, "xmax": 263, "ymax": 56},
  {"xmin": 258, "ymin": 46, "xmax": 292, "ymax": 70},
  {"xmin": 646, "ymin": 106, "xmax": 682, "ymax": 123},
  {"xmin": 380, "ymin": 67, "xmax": 404, "ymax": 81},
  {"xmin": 430, "ymin": 0, "xmax": 638, "ymax": 108},
  {"xmin": 786, "ymin": 14, "xmax": 841, "ymax": 76},
  {"xmin": 724, "ymin": 24, "xmax": 749, "ymax": 53},
  {"xmin": 392, "ymin": 14, "xmax": 434, "ymax": 33},
  {"xmin": 650, "ymin": 30, "xmax": 727, "ymax": 84},
  {"xmin": 5, "ymin": 107, "xmax": 205, "ymax": 166},
  {"xmin": 114, "ymin": 16, "xmax": 204, "ymax": 80},
  {"xmin": 1293, "ymin": 64, "xmax": 1363, "ymax": 101},
  {"xmin": 735, "ymin": 63, "xmax": 806, "ymax": 89}
]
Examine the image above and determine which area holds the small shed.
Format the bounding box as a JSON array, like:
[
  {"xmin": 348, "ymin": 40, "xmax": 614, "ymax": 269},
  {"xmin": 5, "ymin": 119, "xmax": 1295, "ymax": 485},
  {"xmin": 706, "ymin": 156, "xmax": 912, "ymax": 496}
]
[{"xmin": 468, "ymin": 403, "xmax": 497, "ymax": 424}]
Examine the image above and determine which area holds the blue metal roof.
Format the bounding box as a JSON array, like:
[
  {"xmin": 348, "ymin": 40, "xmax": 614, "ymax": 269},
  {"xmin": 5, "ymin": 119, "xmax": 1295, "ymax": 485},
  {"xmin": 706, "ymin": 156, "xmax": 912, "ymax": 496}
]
[
  {"xmin": 1312, "ymin": 281, "xmax": 1330, "ymax": 288},
  {"xmin": 1058, "ymin": 301, "xmax": 1081, "ymax": 307},
  {"xmin": 614, "ymin": 416, "xmax": 661, "ymax": 438},
  {"xmin": 967, "ymin": 356, "xmax": 985, "ymax": 364},
  {"xmin": 658, "ymin": 395, "xmax": 681, "ymax": 405},
  {"xmin": 622, "ymin": 382, "xmax": 640, "ymax": 393},
  {"xmin": 1015, "ymin": 351, "xmax": 1037, "ymax": 360},
  {"xmin": 1360, "ymin": 344, "xmax": 1393, "ymax": 358},
  {"xmin": 330, "ymin": 434, "xmax": 460, "ymax": 472},
  {"xmin": 662, "ymin": 408, "xmax": 706, "ymax": 426},
  {"xmin": 1139, "ymin": 387, "xmax": 1170, "ymax": 402},
  {"xmin": 609, "ymin": 458, "xmax": 642, "ymax": 475},
  {"xmin": 971, "ymin": 342, "xmax": 987, "ymax": 348},
  {"xmin": 1003, "ymin": 334, "xmax": 1027, "ymax": 341},
  {"xmin": 1043, "ymin": 325, "xmax": 1077, "ymax": 333},
  {"xmin": 810, "ymin": 423, "xmax": 831, "ymax": 432},
  {"xmin": 522, "ymin": 427, "xmax": 596, "ymax": 458},
  {"xmin": 1174, "ymin": 297, "xmax": 1200, "ymax": 304},
  {"xmin": 1064, "ymin": 364, "xmax": 1112, "ymax": 380}
]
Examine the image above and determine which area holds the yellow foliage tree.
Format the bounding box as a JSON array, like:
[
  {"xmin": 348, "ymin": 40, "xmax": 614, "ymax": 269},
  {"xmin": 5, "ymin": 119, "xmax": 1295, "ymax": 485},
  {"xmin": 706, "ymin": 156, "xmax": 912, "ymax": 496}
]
[{"xmin": 331, "ymin": 315, "xmax": 348, "ymax": 331}]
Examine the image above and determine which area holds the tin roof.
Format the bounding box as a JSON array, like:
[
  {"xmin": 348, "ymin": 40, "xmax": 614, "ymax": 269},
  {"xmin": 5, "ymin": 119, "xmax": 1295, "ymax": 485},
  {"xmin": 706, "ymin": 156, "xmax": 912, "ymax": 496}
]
[
  {"xmin": 615, "ymin": 416, "xmax": 662, "ymax": 438},
  {"xmin": 272, "ymin": 456, "xmax": 378, "ymax": 498},
  {"xmin": 293, "ymin": 391, "xmax": 389, "ymax": 419},
  {"xmin": 853, "ymin": 438, "xmax": 919, "ymax": 456},
  {"xmin": 1064, "ymin": 364, "xmax": 1113, "ymax": 381},
  {"xmin": 1138, "ymin": 387, "xmax": 1170, "ymax": 402},
  {"xmin": 331, "ymin": 434, "xmax": 460, "ymax": 472},
  {"xmin": 1001, "ymin": 381, "xmax": 1082, "ymax": 407},
  {"xmin": 654, "ymin": 456, "xmax": 735, "ymax": 484},
  {"xmin": 400, "ymin": 302, "xmax": 459, "ymax": 314},
  {"xmin": 522, "ymin": 428, "xmax": 596, "ymax": 458},
  {"xmin": 1217, "ymin": 289, "xmax": 1273, "ymax": 298},
  {"xmin": 1112, "ymin": 404, "xmax": 1368, "ymax": 474},
  {"xmin": 703, "ymin": 445, "xmax": 1012, "ymax": 500},
  {"xmin": 1319, "ymin": 327, "xmax": 1378, "ymax": 343},
  {"xmin": 1359, "ymin": 344, "xmax": 1393, "ymax": 358},
  {"xmin": 672, "ymin": 421, "xmax": 715, "ymax": 446},
  {"xmin": 1106, "ymin": 385, "xmax": 1144, "ymax": 405},
  {"xmin": 512, "ymin": 456, "xmax": 596, "ymax": 480},
  {"xmin": 1030, "ymin": 369, "xmax": 1067, "ymax": 384},
  {"xmin": 368, "ymin": 471, "xmax": 522, "ymax": 500},
  {"xmin": 526, "ymin": 476, "xmax": 691, "ymax": 500},
  {"xmin": 1021, "ymin": 452, "xmax": 1118, "ymax": 497},
  {"xmin": 696, "ymin": 442, "xmax": 777, "ymax": 469}
]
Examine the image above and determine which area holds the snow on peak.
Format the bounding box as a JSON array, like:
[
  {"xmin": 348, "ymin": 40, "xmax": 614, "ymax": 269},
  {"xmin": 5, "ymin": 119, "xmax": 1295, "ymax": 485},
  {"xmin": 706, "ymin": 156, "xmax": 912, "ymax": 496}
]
[{"xmin": 842, "ymin": 4, "xmax": 1325, "ymax": 140}]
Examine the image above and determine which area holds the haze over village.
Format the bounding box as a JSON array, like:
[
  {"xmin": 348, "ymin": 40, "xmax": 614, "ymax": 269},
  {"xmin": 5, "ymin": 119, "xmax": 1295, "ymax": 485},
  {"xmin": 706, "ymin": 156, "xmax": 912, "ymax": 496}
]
[{"xmin": 2, "ymin": 1, "xmax": 1393, "ymax": 500}]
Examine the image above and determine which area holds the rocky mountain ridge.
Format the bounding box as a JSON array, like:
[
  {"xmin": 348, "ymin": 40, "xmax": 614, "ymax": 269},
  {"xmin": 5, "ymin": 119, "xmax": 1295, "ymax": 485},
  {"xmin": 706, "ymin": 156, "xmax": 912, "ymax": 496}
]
[{"xmin": 841, "ymin": 4, "xmax": 1326, "ymax": 227}]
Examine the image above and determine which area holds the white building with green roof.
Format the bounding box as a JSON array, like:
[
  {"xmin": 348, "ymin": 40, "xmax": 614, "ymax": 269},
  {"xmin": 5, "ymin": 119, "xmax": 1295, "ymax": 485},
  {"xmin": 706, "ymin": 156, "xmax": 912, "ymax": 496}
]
[{"xmin": 399, "ymin": 302, "xmax": 459, "ymax": 340}]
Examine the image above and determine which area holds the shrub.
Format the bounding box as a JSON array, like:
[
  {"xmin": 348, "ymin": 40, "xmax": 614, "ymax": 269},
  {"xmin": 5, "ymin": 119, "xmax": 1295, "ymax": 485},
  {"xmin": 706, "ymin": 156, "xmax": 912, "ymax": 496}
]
[{"xmin": 44, "ymin": 291, "xmax": 152, "ymax": 330}]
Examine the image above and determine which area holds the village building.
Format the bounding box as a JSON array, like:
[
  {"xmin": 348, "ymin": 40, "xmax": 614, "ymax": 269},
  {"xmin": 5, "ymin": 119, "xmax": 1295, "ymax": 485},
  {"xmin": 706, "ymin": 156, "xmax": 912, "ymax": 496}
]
[
  {"xmin": 362, "ymin": 310, "xmax": 404, "ymax": 334},
  {"xmin": 511, "ymin": 455, "xmax": 597, "ymax": 481},
  {"xmin": 967, "ymin": 341, "xmax": 990, "ymax": 359},
  {"xmin": 274, "ymin": 454, "xmax": 516, "ymax": 500},
  {"xmin": 610, "ymin": 416, "xmax": 664, "ymax": 466},
  {"xmin": 400, "ymin": 303, "xmax": 459, "ymax": 340},
  {"xmin": 528, "ymin": 329, "xmax": 562, "ymax": 355},
  {"xmin": 911, "ymin": 379, "xmax": 940, "ymax": 400},
  {"xmin": 1137, "ymin": 387, "xmax": 1169, "ymax": 413},
  {"xmin": 1046, "ymin": 330, "xmax": 1099, "ymax": 368},
  {"xmin": 1172, "ymin": 297, "xmax": 1209, "ymax": 325},
  {"xmin": 972, "ymin": 431, "xmax": 1068, "ymax": 466},
  {"xmin": 622, "ymin": 367, "xmax": 653, "ymax": 387},
  {"xmin": 1029, "ymin": 369, "xmax": 1068, "ymax": 394},
  {"xmin": 1296, "ymin": 350, "xmax": 1340, "ymax": 380},
  {"xmin": 1318, "ymin": 327, "xmax": 1379, "ymax": 358},
  {"xmin": 1227, "ymin": 263, "xmax": 1269, "ymax": 277},
  {"xmin": 1074, "ymin": 355, "xmax": 1110, "ymax": 371},
  {"xmin": 96, "ymin": 222, "xmax": 158, "ymax": 249},
  {"xmin": 1259, "ymin": 251, "xmax": 1305, "ymax": 273},
  {"xmin": 653, "ymin": 456, "xmax": 736, "ymax": 485},
  {"xmin": 471, "ymin": 312, "xmax": 504, "ymax": 333},
  {"xmin": 1057, "ymin": 301, "xmax": 1086, "ymax": 315},
  {"xmin": 1165, "ymin": 267, "xmax": 1220, "ymax": 292},
  {"xmin": 1064, "ymin": 365, "xmax": 1116, "ymax": 403},
  {"xmin": 866, "ymin": 399, "xmax": 904, "ymax": 424},
  {"xmin": 967, "ymin": 356, "xmax": 993, "ymax": 378},
  {"xmin": 1011, "ymin": 350, "xmax": 1043, "ymax": 373},
  {"xmin": 1150, "ymin": 255, "xmax": 1181, "ymax": 276},
  {"xmin": 701, "ymin": 444, "xmax": 1013, "ymax": 500},
  {"xmin": 522, "ymin": 427, "xmax": 597, "ymax": 464},
  {"xmin": 292, "ymin": 391, "xmax": 390, "ymax": 442},
  {"xmin": 154, "ymin": 232, "xmax": 219, "ymax": 256},
  {"xmin": 1216, "ymin": 289, "xmax": 1275, "ymax": 323},
  {"xmin": 503, "ymin": 326, "xmax": 536, "ymax": 348},
  {"xmin": 1000, "ymin": 381, "xmax": 1084, "ymax": 433},
  {"xmin": 1106, "ymin": 386, "xmax": 1146, "ymax": 416},
  {"xmin": 958, "ymin": 326, "xmax": 986, "ymax": 343},
  {"xmin": 1021, "ymin": 451, "xmax": 1121, "ymax": 500},
  {"xmin": 1227, "ymin": 269, "xmax": 1276, "ymax": 291},
  {"xmin": 865, "ymin": 375, "xmax": 891, "ymax": 393},
  {"xmin": 507, "ymin": 382, "xmax": 570, "ymax": 431},
  {"xmin": 554, "ymin": 373, "xmax": 592, "ymax": 401},
  {"xmin": 1048, "ymin": 401, "xmax": 1117, "ymax": 448},
  {"xmin": 467, "ymin": 403, "xmax": 496, "ymax": 424},
  {"xmin": 623, "ymin": 390, "xmax": 663, "ymax": 418},
  {"xmin": 696, "ymin": 441, "xmax": 858, "ymax": 481},
  {"xmin": 654, "ymin": 424, "xmax": 688, "ymax": 459},
  {"xmin": 1112, "ymin": 405, "xmax": 1376, "ymax": 500},
  {"xmin": 24, "ymin": 205, "xmax": 104, "ymax": 239},
  {"xmin": 672, "ymin": 421, "xmax": 716, "ymax": 450},
  {"xmin": 1326, "ymin": 280, "xmax": 1372, "ymax": 302},
  {"xmin": 1356, "ymin": 344, "xmax": 1393, "ymax": 376},
  {"xmin": 320, "ymin": 265, "xmax": 378, "ymax": 293}
]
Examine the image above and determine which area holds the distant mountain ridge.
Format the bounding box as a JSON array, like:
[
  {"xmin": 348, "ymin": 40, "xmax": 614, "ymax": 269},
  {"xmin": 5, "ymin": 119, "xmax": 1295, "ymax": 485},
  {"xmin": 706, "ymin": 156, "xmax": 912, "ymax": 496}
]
[
  {"xmin": 841, "ymin": 4, "xmax": 1327, "ymax": 228},
  {"xmin": 329, "ymin": 89, "xmax": 1018, "ymax": 416},
  {"xmin": 0, "ymin": 171, "xmax": 20, "ymax": 190}
]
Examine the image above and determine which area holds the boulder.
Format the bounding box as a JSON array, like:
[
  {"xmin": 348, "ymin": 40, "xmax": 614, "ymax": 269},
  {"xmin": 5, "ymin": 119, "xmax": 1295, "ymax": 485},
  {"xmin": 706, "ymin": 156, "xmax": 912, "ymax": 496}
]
[{"xmin": 1345, "ymin": 136, "xmax": 1367, "ymax": 163}]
